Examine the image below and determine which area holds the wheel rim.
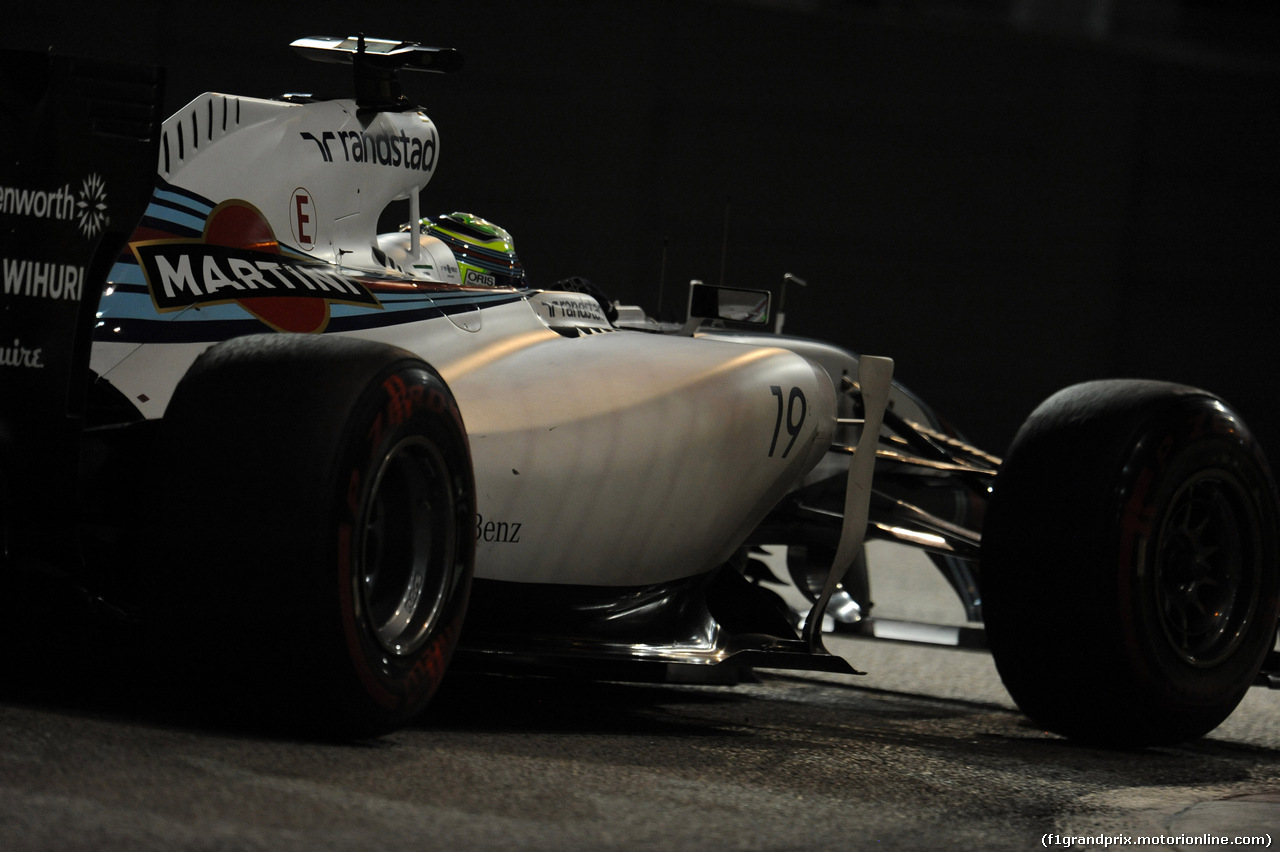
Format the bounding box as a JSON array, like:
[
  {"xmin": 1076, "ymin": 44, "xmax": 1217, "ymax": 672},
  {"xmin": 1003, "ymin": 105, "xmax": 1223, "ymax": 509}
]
[
  {"xmin": 359, "ymin": 436, "xmax": 456, "ymax": 657},
  {"xmin": 1152, "ymin": 470, "xmax": 1260, "ymax": 668}
]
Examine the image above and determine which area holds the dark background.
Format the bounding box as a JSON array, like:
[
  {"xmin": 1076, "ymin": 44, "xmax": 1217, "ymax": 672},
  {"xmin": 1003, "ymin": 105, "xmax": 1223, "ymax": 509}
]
[{"xmin": 15, "ymin": 0, "xmax": 1280, "ymax": 456}]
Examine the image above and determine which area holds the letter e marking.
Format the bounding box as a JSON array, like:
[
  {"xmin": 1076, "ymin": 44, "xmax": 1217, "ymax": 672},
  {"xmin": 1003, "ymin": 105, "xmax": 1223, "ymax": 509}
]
[{"xmin": 290, "ymin": 188, "xmax": 317, "ymax": 251}]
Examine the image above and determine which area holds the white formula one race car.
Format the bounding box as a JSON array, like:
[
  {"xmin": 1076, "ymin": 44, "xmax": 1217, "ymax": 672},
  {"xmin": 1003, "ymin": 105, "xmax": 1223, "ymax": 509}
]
[{"xmin": 2, "ymin": 37, "xmax": 1277, "ymax": 744}]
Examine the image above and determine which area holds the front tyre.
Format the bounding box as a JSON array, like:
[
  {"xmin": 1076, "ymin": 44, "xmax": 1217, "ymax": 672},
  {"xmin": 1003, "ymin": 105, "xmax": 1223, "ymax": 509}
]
[
  {"xmin": 147, "ymin": 335, "xmax": 474, "ymax": 738},
  {"xmin": 982, "ymin": 380, "xmax": 1280, "ymax": 746}
]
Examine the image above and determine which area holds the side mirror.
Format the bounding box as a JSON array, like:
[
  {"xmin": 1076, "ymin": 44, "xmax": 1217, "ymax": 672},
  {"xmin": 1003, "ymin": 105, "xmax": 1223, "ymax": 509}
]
[{"xmin": 685, "ymin": 282, "xmax": 771, "ymax": 333}]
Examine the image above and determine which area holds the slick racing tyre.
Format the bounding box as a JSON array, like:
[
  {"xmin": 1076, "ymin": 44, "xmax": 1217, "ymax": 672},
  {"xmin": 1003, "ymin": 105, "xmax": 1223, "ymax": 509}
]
[
  {"xmin": 146, "ymin": 334, "xmax": 474, "ymax": 738},
  {"xmin": 982, "ymin": 380, "xmax": 1280, "ymax": 746}
]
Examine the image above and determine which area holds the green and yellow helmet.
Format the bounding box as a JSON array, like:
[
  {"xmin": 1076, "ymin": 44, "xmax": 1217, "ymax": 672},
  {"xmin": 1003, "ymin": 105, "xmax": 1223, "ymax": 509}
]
[{"xmin": 425, "ymin": 212, "xmax": 526, "ymax": 288}]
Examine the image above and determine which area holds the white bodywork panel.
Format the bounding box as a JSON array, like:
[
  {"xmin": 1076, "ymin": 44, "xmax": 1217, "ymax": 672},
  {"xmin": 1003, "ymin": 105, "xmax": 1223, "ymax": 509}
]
[
  {"xmin": 96, "ymin": 296, "xmax": 836, "ymax": 586},
  {"xmin": 155, "ymin": 94, "xmax": 440, "ymax": 271},
  {"xmin": 452, "ymin": 333, "xmax": 835, "ymax": 586}
]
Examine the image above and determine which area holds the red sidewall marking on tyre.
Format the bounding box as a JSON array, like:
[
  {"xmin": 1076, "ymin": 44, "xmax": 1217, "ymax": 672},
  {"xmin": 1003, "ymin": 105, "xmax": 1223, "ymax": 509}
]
[{"xmin": 337, "ymin": 370, "xmax": 464, "ymax": 712}]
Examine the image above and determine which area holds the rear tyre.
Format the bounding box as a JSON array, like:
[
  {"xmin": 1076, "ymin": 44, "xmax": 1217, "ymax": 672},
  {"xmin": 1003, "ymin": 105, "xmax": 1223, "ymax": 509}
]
[
  {"xmin": 147, "ymin": 334, "xmax": 474, "ymax": 738},
  {"xmin": 982, "ymin": 380, "xmax": 1279, "ymax": 746}
]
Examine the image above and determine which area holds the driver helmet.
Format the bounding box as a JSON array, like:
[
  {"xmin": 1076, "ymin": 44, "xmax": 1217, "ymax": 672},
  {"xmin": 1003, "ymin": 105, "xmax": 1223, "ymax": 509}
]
[{"xmin": 425, "ymin": 212, "xmax": 526, "ymax": 288}]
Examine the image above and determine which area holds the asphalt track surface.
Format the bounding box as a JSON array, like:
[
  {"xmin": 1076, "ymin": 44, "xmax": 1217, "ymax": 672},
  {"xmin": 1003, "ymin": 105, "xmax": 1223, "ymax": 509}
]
[{"xmin": 3, "ymin": 545, "xmax": 1278, "ymax": 851}]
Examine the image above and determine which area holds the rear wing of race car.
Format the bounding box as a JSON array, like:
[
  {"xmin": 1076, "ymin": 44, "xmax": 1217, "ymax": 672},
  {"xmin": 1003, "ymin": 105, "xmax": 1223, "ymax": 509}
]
[
  {"xmin": 290, "ymin": 35, "xmax": 462, "ymax": 110},
  {"xmin": 0, "ymin": 49, "xmax": 162, "ymax": 569}
]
